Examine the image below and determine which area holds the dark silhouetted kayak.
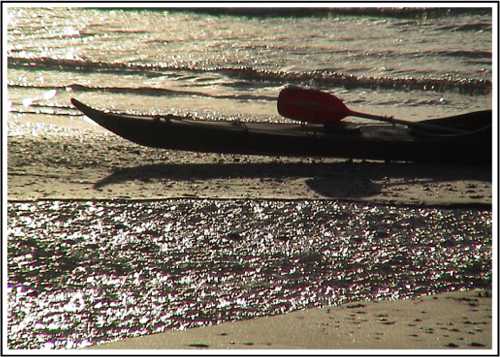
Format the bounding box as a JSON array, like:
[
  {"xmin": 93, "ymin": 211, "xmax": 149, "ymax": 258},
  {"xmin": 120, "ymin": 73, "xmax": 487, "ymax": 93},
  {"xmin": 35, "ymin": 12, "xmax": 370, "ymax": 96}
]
[{"xmin": 71, "ymin": 98, "xmax": 491, "ymax": 164}]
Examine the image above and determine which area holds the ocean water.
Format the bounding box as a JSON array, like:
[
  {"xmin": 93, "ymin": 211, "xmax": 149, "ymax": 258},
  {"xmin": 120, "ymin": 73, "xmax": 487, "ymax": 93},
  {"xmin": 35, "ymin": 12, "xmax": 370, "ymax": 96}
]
[
  {"xmin": 5, "ymin": 6, "xmax": 494, "ymax": 350},
  {"xmin": 6, "ymin": 6, "xmax": 492, "ymax": 125}
]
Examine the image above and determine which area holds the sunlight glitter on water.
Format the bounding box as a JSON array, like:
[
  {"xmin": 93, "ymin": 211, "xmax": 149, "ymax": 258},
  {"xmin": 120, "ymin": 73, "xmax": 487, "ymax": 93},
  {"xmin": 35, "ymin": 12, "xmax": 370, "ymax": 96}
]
[
  {"xmin": 6, "ymin": 7, "xmax": 492, "ymax": 123},
  {"xmin": 7, "ymin": 199, "xmax": 491, "ymax": 349}
]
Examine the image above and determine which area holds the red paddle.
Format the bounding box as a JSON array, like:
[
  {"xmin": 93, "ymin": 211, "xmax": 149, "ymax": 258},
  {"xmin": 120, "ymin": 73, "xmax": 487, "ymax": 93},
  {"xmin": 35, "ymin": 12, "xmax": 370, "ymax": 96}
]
[{"xmin": 277, "ymin": 86, "xmax": 465, "ymax": 134}]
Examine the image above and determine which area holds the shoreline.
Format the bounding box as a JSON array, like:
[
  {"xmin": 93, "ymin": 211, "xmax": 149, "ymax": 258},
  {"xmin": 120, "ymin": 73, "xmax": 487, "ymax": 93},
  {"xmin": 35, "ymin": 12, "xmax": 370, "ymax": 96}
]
[
  {"xmin": 7, "ymin": 120, "xmax": 492, "ymax": 207},
  {"xmin": 5, "ymin": 7, "xmax": 495, "ymax": 352},
  {"xmin": 89, "ymin": 289, "xmax": 493, "ymax": 350},
  {"xmin": 7, "ymin": 117, "xmax": 494, "ymax": 352},
  {"xmin": 6, "ymin": 196, "xmax": 493, "ymax": 210}
]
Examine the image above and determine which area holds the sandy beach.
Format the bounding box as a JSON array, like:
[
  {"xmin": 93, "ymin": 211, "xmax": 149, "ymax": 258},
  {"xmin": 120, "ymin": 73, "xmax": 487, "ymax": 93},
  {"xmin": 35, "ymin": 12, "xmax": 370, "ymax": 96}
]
[
  {"xmin": 7, "ymin": 114, "xmax": 492, "ymax": 207},
  {"xmin": 5, "ymin": 6, "xmax": 496, "ymax": 353},
  {"xmin": 91, "ymin": 289, "xmax": 493, "ymax": 350},
  {"xmin": 7, "ymin": 115, "xmax": 494, "ymax": 352}
]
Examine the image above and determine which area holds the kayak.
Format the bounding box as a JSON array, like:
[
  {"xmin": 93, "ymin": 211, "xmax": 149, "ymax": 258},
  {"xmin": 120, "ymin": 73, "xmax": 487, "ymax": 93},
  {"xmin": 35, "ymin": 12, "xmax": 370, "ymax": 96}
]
[{"xmin": 71, "ymin": 98, "xmax": 491, "ymax": 164}]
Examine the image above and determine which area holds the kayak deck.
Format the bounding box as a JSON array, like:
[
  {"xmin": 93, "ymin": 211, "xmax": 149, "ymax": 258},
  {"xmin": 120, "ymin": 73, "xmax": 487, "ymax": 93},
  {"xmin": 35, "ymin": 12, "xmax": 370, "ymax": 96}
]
[{"xmin": 71, "ymin": 98, "xmax": 491, "ymax": 164}]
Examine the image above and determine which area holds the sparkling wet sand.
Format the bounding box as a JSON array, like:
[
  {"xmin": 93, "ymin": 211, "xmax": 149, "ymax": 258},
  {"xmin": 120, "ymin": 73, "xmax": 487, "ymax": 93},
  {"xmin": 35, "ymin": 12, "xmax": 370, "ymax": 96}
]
[{"xmin": 6, "ymin": 115, "xmax": 494, "ymax": 351}]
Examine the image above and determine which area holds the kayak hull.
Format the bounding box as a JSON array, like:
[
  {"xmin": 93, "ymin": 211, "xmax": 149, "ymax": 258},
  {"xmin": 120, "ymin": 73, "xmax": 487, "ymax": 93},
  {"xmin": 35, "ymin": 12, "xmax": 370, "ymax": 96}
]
[{"xmin": 71, "ymin": 98, "xmax": 491, "ymax": 164}]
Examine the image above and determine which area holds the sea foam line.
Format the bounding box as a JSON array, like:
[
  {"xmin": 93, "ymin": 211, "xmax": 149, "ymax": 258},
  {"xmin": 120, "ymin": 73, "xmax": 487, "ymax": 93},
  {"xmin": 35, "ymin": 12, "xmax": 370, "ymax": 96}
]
[{"xmin": 8, "ymin": 56, "xmax": 492, "ymax": 95}]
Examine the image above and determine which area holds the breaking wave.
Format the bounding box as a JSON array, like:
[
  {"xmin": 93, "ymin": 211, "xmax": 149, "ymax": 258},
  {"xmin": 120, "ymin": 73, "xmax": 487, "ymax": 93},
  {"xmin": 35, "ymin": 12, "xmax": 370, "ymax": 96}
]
[{"xmin": 8, "ymin": 56, "xmax": 492, "ymax": 95}]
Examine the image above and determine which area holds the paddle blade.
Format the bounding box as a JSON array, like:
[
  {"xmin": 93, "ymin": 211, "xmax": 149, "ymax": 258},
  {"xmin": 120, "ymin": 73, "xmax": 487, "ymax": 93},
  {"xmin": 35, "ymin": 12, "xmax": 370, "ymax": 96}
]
[{"xmin": 277, "ymin": 86, "xmax": 351, "ymax": 124}]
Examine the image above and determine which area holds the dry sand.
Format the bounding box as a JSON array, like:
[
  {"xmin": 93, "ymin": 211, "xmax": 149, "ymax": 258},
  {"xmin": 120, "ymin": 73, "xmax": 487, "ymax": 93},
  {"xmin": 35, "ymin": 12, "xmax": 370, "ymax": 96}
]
[
  {"xmin": 7, "ymin": 115, "xmax": 495, "ymax": 352},
  {"xmin": 7, "ymin": 114, "xmax": 492, "ymax": 207},
  {"xmin": 91, "ymin": 289, "xmax": 493, "ymax": 350}
]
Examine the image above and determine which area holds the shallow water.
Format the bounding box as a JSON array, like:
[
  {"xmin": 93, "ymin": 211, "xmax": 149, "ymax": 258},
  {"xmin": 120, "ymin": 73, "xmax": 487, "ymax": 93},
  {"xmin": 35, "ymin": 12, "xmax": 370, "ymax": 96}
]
[
  {"xmin": 7, "ymin": 199, "xmax": 492, "ymax": 349},
  {"xmin": 6, "ymin": 7, "xmax": 492, "ymax": 125}
]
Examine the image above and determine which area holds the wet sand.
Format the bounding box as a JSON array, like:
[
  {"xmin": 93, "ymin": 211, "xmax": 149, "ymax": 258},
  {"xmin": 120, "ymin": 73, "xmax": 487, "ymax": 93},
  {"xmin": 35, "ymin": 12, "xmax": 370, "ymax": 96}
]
[{"xmin": 7, "ymin": 115, "xmax": 494, "ymax": 351}]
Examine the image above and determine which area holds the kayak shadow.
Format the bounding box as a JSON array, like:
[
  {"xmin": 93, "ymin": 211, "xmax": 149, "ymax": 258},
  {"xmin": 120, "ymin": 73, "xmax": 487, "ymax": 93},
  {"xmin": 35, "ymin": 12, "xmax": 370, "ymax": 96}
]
[
  {"xmin": 305, "ymin": 176, "xmax": 382, "ymax": 198},
  {"xmin": 95, "ymin": 161, "xmax": 362, "ymax": 189},
  {"xmin": 94, "ymin": 161, "xmax": 491, "ymax": 198}
]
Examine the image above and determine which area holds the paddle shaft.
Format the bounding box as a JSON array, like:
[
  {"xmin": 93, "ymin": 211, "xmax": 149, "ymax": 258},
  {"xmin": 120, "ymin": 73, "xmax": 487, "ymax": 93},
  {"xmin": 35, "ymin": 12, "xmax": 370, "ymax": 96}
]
[{"xmin": 349, "ymin": 110, "xmax": 467, "ymax": 134}]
